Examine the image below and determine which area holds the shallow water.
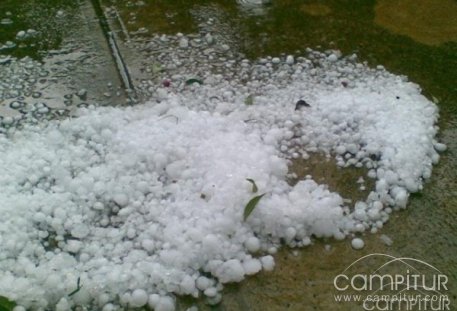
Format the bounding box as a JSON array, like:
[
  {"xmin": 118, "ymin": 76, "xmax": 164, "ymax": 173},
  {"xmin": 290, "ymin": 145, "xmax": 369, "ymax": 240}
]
[{"xmin": 0, "ymin": 0, "xmax": 456, "ymax": 310}]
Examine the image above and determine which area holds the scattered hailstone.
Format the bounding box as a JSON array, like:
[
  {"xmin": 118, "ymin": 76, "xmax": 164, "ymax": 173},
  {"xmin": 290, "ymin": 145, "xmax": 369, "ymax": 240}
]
[
  {"xmin": 16, "ymin": 30, "xmax": 26, "ymax": 39},
  {"xmin": 434, "ymin": 143, "xmax": 447, "ymax": 152},
  {"xmin": 351, "ymin": 238, "xmax": 365, "ymax": 250}
]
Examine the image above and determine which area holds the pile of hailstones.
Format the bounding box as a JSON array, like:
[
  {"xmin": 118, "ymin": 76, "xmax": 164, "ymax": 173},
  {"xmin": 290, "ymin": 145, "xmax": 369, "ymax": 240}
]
[{"xmin": 0, "ymin": 50, "xmax": 446, "ymax": 311}]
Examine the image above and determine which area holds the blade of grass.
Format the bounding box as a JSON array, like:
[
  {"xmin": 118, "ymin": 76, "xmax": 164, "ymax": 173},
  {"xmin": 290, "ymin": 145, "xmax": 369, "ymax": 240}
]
[{"xmin": 68, "ymin": 277, "xmax": 82, "ymax": 297}]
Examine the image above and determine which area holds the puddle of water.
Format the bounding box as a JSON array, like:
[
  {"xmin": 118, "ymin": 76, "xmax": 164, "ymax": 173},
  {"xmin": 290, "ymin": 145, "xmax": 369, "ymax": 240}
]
[{"xmin": 375, "ymin": 0, "xmax": 457, "ymax": 46}]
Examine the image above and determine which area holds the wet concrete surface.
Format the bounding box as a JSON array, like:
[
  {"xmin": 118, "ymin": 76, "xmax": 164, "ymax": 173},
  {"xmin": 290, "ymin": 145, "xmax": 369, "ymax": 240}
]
[
  {"xmin": 0, "ymin": 0, "xmax": 127, "ymax": 124},
  {"xmin": 0, "ymin": 0, "xmax": 456, "ymax": 310}
]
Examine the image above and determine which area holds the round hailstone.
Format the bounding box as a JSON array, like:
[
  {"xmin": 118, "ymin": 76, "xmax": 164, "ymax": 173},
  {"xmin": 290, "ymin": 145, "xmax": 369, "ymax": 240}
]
[
  {"xmin": 260, "ymin": 255, "xmax": 275, "ymax": 271},
  {"xmin": 434, "ymin": 143, "xmax": 447, "ymax": 152},
  {"xmin": 155, "ymin": 296, "xmax": 175, "ymax": 311},
  {"xmin": 71, "ymin": 223, "xmax": 90, "ymax": 238},
  {"xmin": 286, "ymin": 55, "xmax": 294, "ymax": 65},
  {"xmin": 16, "ymin": 30, "xmax": 26, "ymax": 39},
  {"xmin": 244, "ymin": 236, "xmax": 260, "ymax": 253},
  {"xmin": 130, "ymin": 289, "xmax": 148, "ymax": 307},
  {"xmin": 113, "ymin": 193, "xmax": 129, "ymax": 207},
  {"xmin": 179, "ymin": 38, "xmax": 189, "ymax": 49},
  {"xmin": 351, "ymin": 238, "xmax": 365, "ymax": 250}
]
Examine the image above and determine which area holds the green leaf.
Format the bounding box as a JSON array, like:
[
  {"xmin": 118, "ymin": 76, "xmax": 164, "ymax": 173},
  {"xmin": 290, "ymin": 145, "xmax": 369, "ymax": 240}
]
[
  {"xmin": 185, "ymin": 78, "xmax": 203, "ymax": 85},
  {"xmin": 245, "ymin": 94, "xmax": 254, "ymax": 105},
  {"xmin": 0, "ymin": 296, "xmax": 16, "ymax": 311},
  {"xmin": 243, "ymin": 193, "xmax": 265, "ymax": 221},
  {"xmin": 246, "ymin": 178, "xmax": 258, "ymax": 193}
]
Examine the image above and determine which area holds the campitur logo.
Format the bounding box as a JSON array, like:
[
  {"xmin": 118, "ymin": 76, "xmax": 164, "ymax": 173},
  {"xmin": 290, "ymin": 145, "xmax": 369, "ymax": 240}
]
[{"xmin": 333, "ymin": 254, "xmax": 451, "ymax": 310}]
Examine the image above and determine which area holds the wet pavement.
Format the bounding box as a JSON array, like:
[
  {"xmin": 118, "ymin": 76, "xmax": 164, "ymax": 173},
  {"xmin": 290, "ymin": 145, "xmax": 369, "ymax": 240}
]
[{"xmin": 1, "ymin": 0, "xmax": 456, "ymax": 310}]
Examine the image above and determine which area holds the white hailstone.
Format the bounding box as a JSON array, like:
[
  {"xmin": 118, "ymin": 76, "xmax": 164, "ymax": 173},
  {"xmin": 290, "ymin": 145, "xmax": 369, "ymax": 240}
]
[
  {"xmin": 196, "ymin": 276, "xmax": 212, "ymax": 291},
  {"xmin": 13, "ymin": 306, "xmax": 26, "ymax": 311},
  {"xmin": 71, "ymin": 223, "xmax": 90, "ymax": 238},
  {"xmin": 148, "ymin": 294, "xmax": 161, "ymax": 309},
  {"xmin": 179, "ymin": 275, "xmax": 196, "ymax": 295},
  {"xmin": 260, "ymin": 255, "xmax": 275, "ymax": 271},
  {"xmin": 55, "ymin": 297, "xmax": 71, "ymax": 311},
  {"xmin": 244, "ymin": 236, "xmax": 260, "ymax": 253},
  {"xmin": 335, "ymin": 145, "xmax": 346, "ymax": 154},
  {"xmin": 66, "ymin": 240, "xmax": 83, "ymax": 253},
  {"xmin": 286, "ymin": 55, "xmax": 294, "ymax": 65},
  {"xmin": 354, "ymin": 223, "xmax": 365, "ymax": 232},
  {"xmin": 271, "ymin": 57, "xmax": 280, "ymax": 64},
  {"xmin": 204, "ymin": 287, "xmax": 218, "ymax": 297},
  {"xmin": 113, "ymin": 193, "xmax": 129, "ymax": 206},
  {"xmin": 205, "ymin": 33, "xmax": 214, "ymax": 44},
  {"xmin": 141, "ymin": 239, "xmax": 155, "ymax": 252},
  {"xmin": 367, "ymin": 169, "xmax": 377, "ymax": 179},
  {"xmin": 367, "ymin": 208, "xmax": 380, "ymax": 220},
  {"xmin": 434, "ymin": 143, "xmax": 447, "ymax": 152},
  {"xmin": 102, "ymin": 304, "xmax": 116, "ymax": 311},
  {"xmin": 16, "ymin": 30, "xmax": 26, "ymax": 39},
  {"xmin": 130, "ymin": 289, "xmax": 148, "ymax": 307},
  {"xmin": 285, "ymin": 227, "xmax": 297, "ymax": 241},
  {"xmin": 2, "ymin": 116, "xmax": 13, "ymax": 126},
  {"xmin": 215, "ymin": 259, "xmax": 245, "ymax": 283},
  {"xmin": 179, "ymin": 38, "xmax": 189, "ymax": 49},
  {"xmin": 351, "ymin": 238, "xmax": 365, "ymax": 250},
  {"xmin": 242, "ymin": 258, "xmax": 262, "ymax": 275},
  {"xmin": 327, "ymin": 53, "xmax": 338, "ymax": 62},
  {"xmin": 354, "ymin": 209, "xmax": 367, "ymax": 221},
  {"xmin": 156, "ymin": 296, "xmax": 175, "ymax": 311},
  {"xmin": 207, "ymin": 293, "xmax": 222, "ymax": 305}
]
